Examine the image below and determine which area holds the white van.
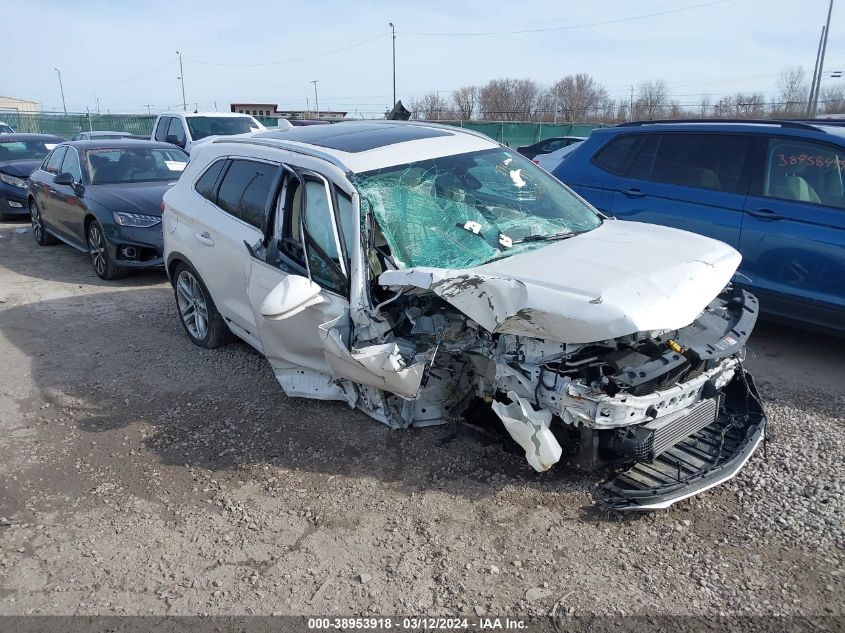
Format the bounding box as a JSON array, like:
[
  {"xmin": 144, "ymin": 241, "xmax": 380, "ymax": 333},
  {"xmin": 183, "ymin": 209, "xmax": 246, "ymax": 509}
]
[{"xmin": 150, "ymin": 112, "xmax": 265, "ymax": 154}]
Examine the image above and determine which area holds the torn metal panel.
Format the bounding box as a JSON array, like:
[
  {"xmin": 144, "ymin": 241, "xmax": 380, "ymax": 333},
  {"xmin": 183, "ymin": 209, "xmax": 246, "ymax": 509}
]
[
  {"xmin": 491, "ymin": 391, "xmax": 562, "ymax": 472},
  {"xmin": 318, "ymin": 319, "xmax": 428, "ymax": 400}
]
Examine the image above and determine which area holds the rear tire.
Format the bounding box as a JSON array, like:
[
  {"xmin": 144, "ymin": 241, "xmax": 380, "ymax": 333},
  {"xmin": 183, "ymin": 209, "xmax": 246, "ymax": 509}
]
[
  {"xmin": 173, "ymin": 262, "xmax": 230, "ymax": 349},
  {"xmin": 30, "ymin": 199, "xmax": 58, "ymax": 246},
  {"xmin": 86, "ymin": 219, "xmax": 126, "ymax": 280}
]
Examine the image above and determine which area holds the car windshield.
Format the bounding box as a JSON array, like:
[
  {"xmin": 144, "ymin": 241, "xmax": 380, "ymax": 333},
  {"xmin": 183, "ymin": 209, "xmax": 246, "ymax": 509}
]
[
  {"xmin": 86, "ymin": 147, "xmax": 189, "ymax": 184},
  {"xmin": 0, "ymin": 140, "xmax": 59, "ymax": 161},
  {"xmin": 186, "ymin": 116, "xmax": 260, "ymax": 140},
  {"xmin": 353, "ymin": 147, "xmax": 602, "ymax": 269}
]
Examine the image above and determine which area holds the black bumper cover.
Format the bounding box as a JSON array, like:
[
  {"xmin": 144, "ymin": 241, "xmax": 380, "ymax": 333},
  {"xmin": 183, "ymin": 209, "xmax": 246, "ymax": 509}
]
[{"xmin": 594, "ymin": 369, "xmax": 766, "ymax": 511}]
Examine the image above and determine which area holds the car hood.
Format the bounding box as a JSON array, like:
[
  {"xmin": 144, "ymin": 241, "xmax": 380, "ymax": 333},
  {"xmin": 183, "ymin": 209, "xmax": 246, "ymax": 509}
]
[
  {"xmin": 378, "ymin": 220, "xmax": 742, "ymax": 343},
  {"xmin": 86, "ymin": 181, "xmax": 176, "ymax": 216},
  {"xmin": 0, "ymin": 159, "xmax": 43, "ymax": 177}
]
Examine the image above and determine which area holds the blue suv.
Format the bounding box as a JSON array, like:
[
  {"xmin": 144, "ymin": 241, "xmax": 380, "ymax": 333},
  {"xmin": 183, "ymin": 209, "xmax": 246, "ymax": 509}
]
[{"xmin": 553, "ymin": 120, "xmax": 845, "ymax": 335}]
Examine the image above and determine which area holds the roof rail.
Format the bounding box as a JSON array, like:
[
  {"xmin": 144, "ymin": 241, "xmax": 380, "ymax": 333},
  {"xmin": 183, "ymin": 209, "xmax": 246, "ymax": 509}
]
[
  {"xmin": 617, "ymin": 118, "xmax": 826, "ymax": 132},
  {"xmin": 212, "ymin": 136, "xmax": 351, "ymax": 172}
]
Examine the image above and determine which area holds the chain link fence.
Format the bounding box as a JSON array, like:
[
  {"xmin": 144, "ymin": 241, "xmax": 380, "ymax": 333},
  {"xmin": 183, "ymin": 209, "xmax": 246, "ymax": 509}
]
[
  {"xmin": 0, "ymin": 112, "xmax": 608, "ymax": 147},
  {"xmin": 0, "ymin": 112, "xmax": 156, "ymax": 139}
]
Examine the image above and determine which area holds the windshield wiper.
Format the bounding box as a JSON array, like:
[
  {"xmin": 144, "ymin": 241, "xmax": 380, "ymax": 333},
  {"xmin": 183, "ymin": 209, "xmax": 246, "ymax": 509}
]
[{"xmin": 511, "ymin": 231, "xmax": 575, "ymax": 244}]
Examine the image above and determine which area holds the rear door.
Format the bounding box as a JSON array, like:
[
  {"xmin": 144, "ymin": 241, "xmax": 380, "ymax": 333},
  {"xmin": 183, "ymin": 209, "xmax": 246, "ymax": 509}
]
[
  {"xmin": 609, "ymin": 132, "xmax": 752, "ymax": 249},
  {"xmin": 35, "ymin": 146, "xmax": 67, "ymax": 239},
  {"xmin": 740, "ymin": 135, "xmax": 845, "ymax": 331}
]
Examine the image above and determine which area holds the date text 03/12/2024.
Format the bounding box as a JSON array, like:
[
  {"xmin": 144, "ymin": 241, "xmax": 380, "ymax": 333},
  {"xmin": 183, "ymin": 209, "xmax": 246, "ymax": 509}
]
[{"xmin": 307, "ymin": 617, "xmax": 528, "ymax": 630}]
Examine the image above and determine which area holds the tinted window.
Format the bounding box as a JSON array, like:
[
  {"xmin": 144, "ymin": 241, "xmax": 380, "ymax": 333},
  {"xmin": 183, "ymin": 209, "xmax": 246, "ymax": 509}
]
[
  {"xmin": 764, "ymin": 138, "xmax": 845, "ymax": 209},
  {"xmin": 593, "ymin": 135, "xmax": 642, "ymax": 175},
  {"xmin": 86, "ymin": 147, "xmax": 188, "ymax": 184},
  {"xmin": 0, "ymin": 139, "xmax": 60, "ymax": 162},
  {"xmin": 154, "ymin": 117, "xmax": 169, "ymax": 142},
  {"xmin": 61, "ymin": 148, "xmax": 83, "ymax": 183},
  {"xmin": 44, "ymin": 147, "xmax": 67, "ymax": 174},
  {"xmin": 628, "ymin": 133, "xmax": 750, "ymax": 194},
  {"xmin": 185, "ymin": 116, "xmax": 260, "ymax": 141},
  {"xmin": 195, "ymin": 159, "xmax": 226, "ymax": 201},
  {"xmin": 166, "ymin": 118, "xmax": 186, "ymax": 145},
  {"xmin": 216, "ymin": 159, "xmax": 278, "ymax": 229}
]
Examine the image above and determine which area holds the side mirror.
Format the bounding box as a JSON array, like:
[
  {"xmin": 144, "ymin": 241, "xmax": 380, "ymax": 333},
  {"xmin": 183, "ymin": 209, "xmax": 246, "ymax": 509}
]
[
  {"xmin": 165, "ymin": 134, "xmax": 185, "ymax": 148},
  {"xmin": 260, "ymin": 275, "xmax": 327, "ymax": 320},
  {"xmin": 53, "ymin": 172, "xmax": 74, "ymax": 186}
]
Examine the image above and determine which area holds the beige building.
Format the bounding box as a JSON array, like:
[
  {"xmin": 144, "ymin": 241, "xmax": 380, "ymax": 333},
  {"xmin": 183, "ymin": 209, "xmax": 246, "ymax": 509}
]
[
  {"xmin": 0, "ymin": 95, "xmax": 38, "ymax": 113},
  {"xmin": 230, "ymin": 103, "xmax": 346, "ymax": 121}
]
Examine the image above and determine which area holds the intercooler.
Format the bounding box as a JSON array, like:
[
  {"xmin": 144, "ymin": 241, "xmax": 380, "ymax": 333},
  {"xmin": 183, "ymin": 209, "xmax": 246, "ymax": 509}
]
[{"xmin": 605, "ymin": 396, "xmax": 720, "ymax": 462}]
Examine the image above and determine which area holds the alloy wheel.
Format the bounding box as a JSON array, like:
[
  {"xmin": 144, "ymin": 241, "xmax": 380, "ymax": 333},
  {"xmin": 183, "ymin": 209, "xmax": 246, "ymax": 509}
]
[
  {"xmin": 30, "ymin": 202, "xmax": 42, "ymax": 242},
  {"xmin": 176, "ymin": 270, "xmax": 209, "ymax": 340},
  {"xmin": 88, "ymin": 224, "xmax": 107, "ymax": 276}
]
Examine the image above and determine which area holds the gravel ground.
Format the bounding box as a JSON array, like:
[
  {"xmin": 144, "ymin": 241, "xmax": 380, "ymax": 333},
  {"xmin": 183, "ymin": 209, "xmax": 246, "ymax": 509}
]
[{"xmin": 0, "ymin": 221, "xmax": 842, "ymax": 619}]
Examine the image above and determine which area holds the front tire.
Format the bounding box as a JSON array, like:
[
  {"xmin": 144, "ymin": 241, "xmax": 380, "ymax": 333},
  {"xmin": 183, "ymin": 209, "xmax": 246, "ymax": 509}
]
[
  {"xmin": 173, "ymin": 263, "xmax": 230, "ymax": 349},
  {"xmin": 30, "ymin": 199, "xmax": 58, "ymax": 246},
  {"xmin": 86, "ymin": 219, "xmax": 126, "ymax": 280}
]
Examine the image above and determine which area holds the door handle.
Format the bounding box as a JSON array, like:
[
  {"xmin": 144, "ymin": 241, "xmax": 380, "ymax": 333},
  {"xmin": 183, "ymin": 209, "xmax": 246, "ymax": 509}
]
[
  {"xmin": 747, "ymin": 208, "xmax": 783, "ymax": 221},
  {"xmin": 195, "ymin": 231, "xmax": 214, "ymax": 246},
  {"xmin": 621, "ymin": 187, "xmax": 646, "ymax": 198}
]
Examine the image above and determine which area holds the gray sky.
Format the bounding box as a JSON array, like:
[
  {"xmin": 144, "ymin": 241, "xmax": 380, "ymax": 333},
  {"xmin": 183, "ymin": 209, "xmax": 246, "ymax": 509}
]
[{"xmin": 1, "ymin": 0, "xmax": 840, "ymax": 115}]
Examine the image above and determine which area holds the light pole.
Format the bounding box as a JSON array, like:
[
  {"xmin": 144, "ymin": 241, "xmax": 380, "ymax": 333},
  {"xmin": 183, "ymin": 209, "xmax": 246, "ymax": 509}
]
[
  {"xmin": 311, "ymin": 80, "xmax": 319, "ymax": 119},
  {"xmin": 389, "ymin": 22, "xmax": 396, "ymax": 106},
  {"xmin": 176, "ymin": 50, "xmax": 187, "ymax": 112},
  {"xmin": 54, "ymin": 68, "xmax": 67, "ymax": 114}
]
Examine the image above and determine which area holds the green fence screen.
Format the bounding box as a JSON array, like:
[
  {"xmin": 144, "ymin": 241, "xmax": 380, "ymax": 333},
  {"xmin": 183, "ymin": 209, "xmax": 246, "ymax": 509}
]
[{"xmin": 0, "ymin": 112, "xmax": 607, "ymax": 147}]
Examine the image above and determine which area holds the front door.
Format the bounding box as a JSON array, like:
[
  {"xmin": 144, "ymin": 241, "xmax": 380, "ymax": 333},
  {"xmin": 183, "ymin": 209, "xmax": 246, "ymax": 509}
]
[{"xmin": 740, "ymin": 135, "xmax": 845, "ymax": 330}]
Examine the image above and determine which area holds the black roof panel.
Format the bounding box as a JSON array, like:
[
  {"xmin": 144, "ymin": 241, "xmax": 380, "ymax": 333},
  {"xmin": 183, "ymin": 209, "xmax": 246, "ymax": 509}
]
[{"xmin": 258, "ymin": 122, "xmax": 453, "ymax": 153}]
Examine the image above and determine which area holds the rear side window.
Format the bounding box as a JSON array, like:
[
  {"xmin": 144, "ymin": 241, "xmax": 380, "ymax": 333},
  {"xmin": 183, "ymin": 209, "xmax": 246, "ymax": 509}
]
[
  {"xmin": 154, "ymin": 117, "xmax": 169, "ymax": 142},
  {"xmin": 764, "ymin": 138, "xmax": 845, "ymax": 209},
  {"xmin": 216, "ymin": 159, "xmax": 278, "ymax": 229},
  {"xmin": 593, "ymin": 135, "xmax": 642, "ymax": 175},
  {"xmin": 194, "ymin": 159, "xmax": 226, "ymax": 202},
  {"xmin": 628, "ymin": 133, "xmax": 751, "ymax": 194},
  {"xmin": 44, "ymin": 147, "xmax": 67, "ymax": 174}
]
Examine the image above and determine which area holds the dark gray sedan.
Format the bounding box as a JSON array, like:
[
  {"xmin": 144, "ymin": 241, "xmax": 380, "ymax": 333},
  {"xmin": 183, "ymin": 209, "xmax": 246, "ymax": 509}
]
[{"xmin": 27, "ymin": 139, "xmax": 188, "ymax": 280}]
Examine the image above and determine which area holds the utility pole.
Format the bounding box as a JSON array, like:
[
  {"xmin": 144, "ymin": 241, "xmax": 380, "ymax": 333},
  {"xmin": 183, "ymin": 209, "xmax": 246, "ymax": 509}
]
[
  {"xmin": 629, "ymin": 85, "xmax": 634, "ymax": 121},
  {"xmin": 55, "ymin": 68, "xmax": 67, "ymax": 114},
  {"xmin": 94, "ymin": 90, "xmax": 100, "ymax": 114},
  {"xmin": 810, "ymin": 0, "xmax": 834, "ymax": 117},
  {"xmin": 389, "ymin": 22, "xmax": 396, "ymax": 106},
  {"xmin": 808, "ymin": 25, "xmax": 826, "ymax": 115},
  {"xmin": 144, "ymin": 104, "xmax": 153, "ymax": 115},
  {"xmin": 311, "ymin": 80, "xmax": 319, "ymax": 119},
  {"xmin": 176, "ymin": 50, "xmax": 187, "ymax": 112}
]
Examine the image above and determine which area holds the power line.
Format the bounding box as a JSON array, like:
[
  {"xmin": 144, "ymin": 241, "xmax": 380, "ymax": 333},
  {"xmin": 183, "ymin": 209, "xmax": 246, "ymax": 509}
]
[
  {"xmin": 184, "ymin": 34, "xmax": 387, "ymax": 68},
  {"xmin": 402, "ymin": 0, "xmax": 729, "ymax": 36},
  {"xmin": 70, "ymin": 58, "xmax": 178, "ymax": 85}
]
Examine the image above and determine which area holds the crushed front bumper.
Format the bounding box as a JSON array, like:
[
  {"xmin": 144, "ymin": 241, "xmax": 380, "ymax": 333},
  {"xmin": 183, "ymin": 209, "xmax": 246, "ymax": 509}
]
[{"xmin": 594, "ymin": 370, "xmax": 766, "ymax": 511}]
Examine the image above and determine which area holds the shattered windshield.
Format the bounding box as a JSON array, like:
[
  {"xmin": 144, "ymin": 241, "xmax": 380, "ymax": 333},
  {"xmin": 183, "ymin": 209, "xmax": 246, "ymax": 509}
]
[{"xmin": 353, "ymin": 147, "xmax": 601, "ymax": 269}]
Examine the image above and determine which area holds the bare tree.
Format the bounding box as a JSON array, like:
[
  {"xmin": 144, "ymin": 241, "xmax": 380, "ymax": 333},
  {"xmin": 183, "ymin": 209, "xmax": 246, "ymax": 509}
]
[
  {"xmin": 729, "ymin": 92, "xmax": 767, "ymax": 117},
  {"xmin": 819, "ymin": 85, "xmax": 845, "ymax": 114},
  {"xmin": 698, "ymin": 95, "xmax": 712, "ymax": 117},
  {"xmin": 634, "ymin": 80, "xmax": 669, "ymax": 120},
  {"xmin": 480, "ymin": 78, "xmax": 541, "ymax": 120},
  {"xmin": 452, "ymin": 86, "xmax": 480, "ymax": 120},
  {"xmin": 549, "ymin": 74, "xmax": 610, "ymax": 122},
  {"xmin": 774, "ymin": 66, "xmax": 808, "ymax": 115},
  {"xmin": 409, "ymin": 92, "xmax": 451, "ymax": 120}
]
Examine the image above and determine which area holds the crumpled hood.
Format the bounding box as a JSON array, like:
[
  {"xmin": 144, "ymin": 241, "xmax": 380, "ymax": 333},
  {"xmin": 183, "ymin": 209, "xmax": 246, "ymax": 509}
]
[
  {"xmin": 378, "ymin": 220, "xmax": 741, "ymax": 343},
  {"xmin": 86, "ymin": 182, "xmax": 175, "ymax": 216},
  {"xmin": 0, "ymin": 159, "xmax": 42, "ymax": 178}
]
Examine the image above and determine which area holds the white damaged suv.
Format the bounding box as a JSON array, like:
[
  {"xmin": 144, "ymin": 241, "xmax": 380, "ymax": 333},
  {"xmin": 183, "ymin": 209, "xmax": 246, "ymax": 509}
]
[{"xmin": 162, "ymin": 121, "xmax": 766, "ymax": 511}]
